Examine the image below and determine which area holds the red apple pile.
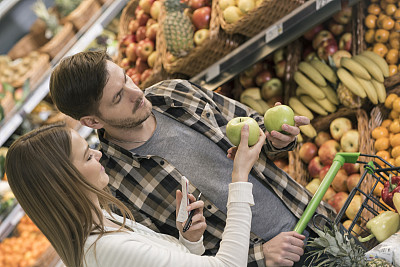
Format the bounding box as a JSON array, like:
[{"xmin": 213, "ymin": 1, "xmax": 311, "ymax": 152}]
[
  {"xmin": 183, "ymin": 0, "xmax": 212, "ymax": 46},
  {"xmin": 119, "ymin": 0, "xmax": 162, "ymax": 86},
  {"xmin": 300, "ymin": 117, "xmax": 362, "ymax": 217},
  {"xmin": 302, "ymin": 6, "xmax": 352, "ymax": 63}
]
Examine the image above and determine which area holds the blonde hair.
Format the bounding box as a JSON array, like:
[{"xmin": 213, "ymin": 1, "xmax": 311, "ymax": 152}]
[{"xmin": 5, "ymin": 123, "xmax": 133, "ymax": 267}]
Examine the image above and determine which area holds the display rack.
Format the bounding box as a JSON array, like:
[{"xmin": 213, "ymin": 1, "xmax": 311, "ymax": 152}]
[
  {"xmin": 190, "ymin": 0, "xmax": 360, "ymax": 91},
  {"xmin": 0, "ymin": 0, "xmax": 21, "ymax": 20},
  {"xmin": 0, "ymin": 0, "xmax": 128, "ymax": 147}
]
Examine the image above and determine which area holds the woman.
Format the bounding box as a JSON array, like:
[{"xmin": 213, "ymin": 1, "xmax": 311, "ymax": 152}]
[{"xmin": 5, "ymin": 123, "xmax": 265, "ymax": 267}]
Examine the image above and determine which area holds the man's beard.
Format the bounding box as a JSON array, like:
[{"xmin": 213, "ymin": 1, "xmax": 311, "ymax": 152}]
[{"xmin": 98, "ymin": 99, "xmax": 153, "ymax": 129}]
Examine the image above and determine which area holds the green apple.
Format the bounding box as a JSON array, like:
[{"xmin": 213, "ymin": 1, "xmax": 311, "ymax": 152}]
[
  {"xmin": 226, "ymin": 117, "xmax": 260, "ymax": 146},
  {"xmin": 264, "ymin": 105, "xmax": 295, "ymax": 133}
]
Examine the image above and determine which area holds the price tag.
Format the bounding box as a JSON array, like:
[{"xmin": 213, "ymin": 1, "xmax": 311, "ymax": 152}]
[
  {"xmin": 205, "ymin": 64, "xmax": 220, "ymax": 82},
  {"xmin": 316, "ymin": 0, "xmax": 333, "ymax": 10},
  {"xmin": 265, "ymin": 23, "xmax": 283, "ymax": 43}
]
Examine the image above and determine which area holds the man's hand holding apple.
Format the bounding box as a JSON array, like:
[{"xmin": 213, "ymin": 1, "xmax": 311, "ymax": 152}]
[{"xmin": 265, "ymin": 102, "xmax": 310, "ymax": 149}]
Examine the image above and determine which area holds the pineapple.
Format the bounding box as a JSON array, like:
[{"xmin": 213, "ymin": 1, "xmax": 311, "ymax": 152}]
[
  {"xmin": 32, "ymin": 0, "xmax": 62, "ymax": 39},
  {"xmin": 366, "ymin": 258, "xmax": 394, "ymax": 267},
  {"xmin": 337, "ymin": 82, "xmax": 364, "ymax": 108},
  {"xmin": 305, "ymin": 224, "xmax": 366, "ymax": 266},
  {"xmin": 55, "ymin": 0, "xmax": 82, "ymax": 18},
  {"xmin": 162, "ymin": 0, "xmax": 194, "ymax": 57}
]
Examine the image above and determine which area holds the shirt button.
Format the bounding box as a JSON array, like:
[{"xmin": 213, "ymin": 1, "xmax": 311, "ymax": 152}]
[
  {"xmin": 206, "ymin": 113, "xmax": 210, "ymax": 117},
  {"xmin": 160, "ymin": 160, "xmax": 165, "ymax": 165},
  {"xmin": 254, "ymin": 238, "xmax": 259, "ymax": 242},
  {"xmin": 207, "ymin": 205, "xmax": 212, "ymax": 209},
  {"xmin": 255, "ymin": 117, "xmax": 260, "ymax": 122}
]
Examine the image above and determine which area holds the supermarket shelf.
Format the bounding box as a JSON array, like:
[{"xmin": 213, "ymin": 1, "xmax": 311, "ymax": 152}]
[
  {"xmin": 0, "ymin": 0, "xmax": 127, "ymax": 147},
  {"xmin": 190, "ymin": 0, "xmax": 360, "ymax": 91},
  {"xmin": 0, "ymin": 203, "xmax": 24, "ymax": 241},
  {"xmin": 0, "ymin": 0, "xmax": 21, "ymax": 20}
]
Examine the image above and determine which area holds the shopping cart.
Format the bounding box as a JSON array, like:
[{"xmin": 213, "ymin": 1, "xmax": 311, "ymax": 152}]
[{"xmin": 293, "ymin": 152, "xmax": 399, "ymax": 251}]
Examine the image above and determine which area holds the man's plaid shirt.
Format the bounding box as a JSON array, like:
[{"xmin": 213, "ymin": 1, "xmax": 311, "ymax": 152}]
[{"xmin": 98, "ymin": 79, "xmax": 336, "ymax": 266}]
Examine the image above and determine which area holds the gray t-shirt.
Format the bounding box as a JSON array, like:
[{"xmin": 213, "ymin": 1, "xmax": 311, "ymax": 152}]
[{"xmin": 132, "ymin": 110, "xmax": 297, "ymax": 241}]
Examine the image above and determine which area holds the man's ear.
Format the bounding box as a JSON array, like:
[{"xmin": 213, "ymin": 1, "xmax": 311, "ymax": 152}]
[{"xmin": 80, "ymin": 116, "xmax": 103, "ymax": 129}]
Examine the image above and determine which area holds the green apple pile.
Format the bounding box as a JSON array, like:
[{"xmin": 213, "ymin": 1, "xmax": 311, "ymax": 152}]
[{"xmin": 300, "ymin": 117, "xmax": 362, "ymax": 219}]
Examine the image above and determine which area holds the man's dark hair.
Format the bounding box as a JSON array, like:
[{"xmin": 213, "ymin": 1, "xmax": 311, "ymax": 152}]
[{"xmin": 50, "ymin": 50, "xmax": 111, "ymax": 120}]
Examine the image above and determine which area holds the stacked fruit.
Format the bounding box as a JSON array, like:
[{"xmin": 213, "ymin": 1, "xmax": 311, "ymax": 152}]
[
  {"xmin": 219, "ymin": 0, "xmax": 261, "ymax": 24},
  {"xmin": 163, "ymin": 0, "xmax": 212, "ymax": 63},
  {"xmin": 119, "ymin": 0, "xmax": 162, "ymax": 86},
  {"xmin": 364, "ymin": 0, "xmax": 400, "ymax": 76},
  {"xmin": 301, "ymin": 117, "xmax": 362, "ymax": 218},
  {"xmin": 0, "ymin": 215, "xmax": 51, "ymax": 267},
  {"xmin": 0, "ymin": 81, "xmax": 30, "ymax": 123}
]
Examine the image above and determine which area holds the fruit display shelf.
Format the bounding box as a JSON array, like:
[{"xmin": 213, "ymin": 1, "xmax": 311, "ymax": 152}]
[
  {"xmin": 0, "ymin": 0, "xmax": 21, "ymax": 20},
  {"xmin": 0, "ymin": 0, "xmax": 127, "ymax": 147},
  {"xmin": 190, "ymin": 0, "xmax": 361, "ymax": 91}
]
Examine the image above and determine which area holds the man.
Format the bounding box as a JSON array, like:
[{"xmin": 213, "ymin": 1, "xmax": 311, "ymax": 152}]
[{"xmin": 50, "ymin": 51, "xmax": 335, "ymax": 266}]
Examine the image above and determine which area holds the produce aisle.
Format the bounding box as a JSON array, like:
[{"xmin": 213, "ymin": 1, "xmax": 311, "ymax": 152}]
[{"xmin": 1, "ymin": 0, "xmax": 400, "ymax": 266}]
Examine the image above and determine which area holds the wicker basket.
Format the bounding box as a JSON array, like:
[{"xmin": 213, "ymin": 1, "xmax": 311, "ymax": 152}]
[
  {"xmin": 217, "ymin": 0, "xmax": 304, "ymax": 38},
  {"xmin": 60, "ymin": 0, "xmax": 101, "ymax": 31},
  {"xmin": 39, "ymin": 22, "xmax": 77, "ymax": 59},
  {"xmin": 158, "ymin": 0, "xmax": 243, "ymax": 77},
  {"xmin": 117, "ymin": 0, "xmax": 166, "ymax": 89},
  {"xmin": 12, "ymin": 53, "xmax": 51, "ymax": 89}
]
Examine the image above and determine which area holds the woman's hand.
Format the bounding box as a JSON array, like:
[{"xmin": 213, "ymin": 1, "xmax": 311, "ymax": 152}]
[
  {"xmin": 227, "ymin": 124, "xmax": 266, "ymax": 183},
  {"xmin": 176, "ymin": 190, "xmax": 207, "ymax": 242}
]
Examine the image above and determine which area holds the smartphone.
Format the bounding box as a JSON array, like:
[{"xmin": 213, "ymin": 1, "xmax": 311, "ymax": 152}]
[{"xmin": 183, "ymin": 192, "xmax": 202, "ymax": 232}]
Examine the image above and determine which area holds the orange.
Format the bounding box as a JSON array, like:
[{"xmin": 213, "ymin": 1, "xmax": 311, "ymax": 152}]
[
  {"xmin": 373, "ymin": 182, "xmax": 384, "ymax": 197},
  {"xmin": 373, "ymin": 43, "xmax": 389, "ymax": 57},
  {"xmin": 389, "ymin": 31, "xmax": 400, "ymax": 49},
  {"xmin": 386, "ymin": 4, "xmax": 397, "ymax": 16},
  {"xmin": 393, "ymin": 97, "xmax": 400, "ymax": 112},
  {"xmin": 392, "ymin": 145, "xmax": 400, "ymax": 158},
  {"xmin": 365, "ymin": 14, "xmax": 378, "ymax": 29},
  {"xmin": 377, "ymin": 14, "xmax": 389, "ymax": 28},
  {"xmin": 382, "ymin": 17, "xmax": 395, "ymax": 30},
  {"xmin": 376, "ymin": 150, "xmax": 390, "ymax": 166},
  {"xmin": 368, "ymin": 3, "xmax": 381, "ymax": 15},
  {"xmin": 389, "ymin": 64, "xmax": 398, "ymax": 76},
  {"xmin": 395, "ymin": 8, "xmax": 400, "ymax": 19},
  {"xmin": 382, "ymin": 119, "xmax": 393, "ymax": 128},
  {"xmin": 365, "ymin": 29, "xmax": 376, "ymax": 44},
  {"xmin": 395, "ymin": 20, "xmax": 400, "ymax": 31},
  {"xmin": 395, "ymin": 155, "xmax": 400, "ymax": 166},
  {"xmin": 386, "ymin": 0, "xmax": 396, "ymax": 4},
  {"xmin": 389, "ymin": 109, "xmax": 399, "ymax": 119},
  {"xmin": 375, "ymin": 29, "xmax": 390, "ymax": 43},
  {"xmin": 390, "ymin": 119, "xmax": 400, "ymax": 133},
  {"xmin": 375, "ymin": 137, "xmax": 390, "ymax": 151},
  {"xmin": 387, "ymin": 158, "xmax": 395, "ymax": 167},
  {"xmin": 385, "ymin": 93, "xmax": 398, "ymax": 109},
  {"xmin": 386, "ymin": 49, "xmax": 399, "ymax": 65},
  {"xmin": 390, "ymin": 133, "xmax": 400, "ymax": 146},
  {"xmin": 381, "ymin": 1, "xmax": 388, "ymax": 10},
  {"xmin": 372, "ymin": 126, "xmax": 390, "ymax": 139}
]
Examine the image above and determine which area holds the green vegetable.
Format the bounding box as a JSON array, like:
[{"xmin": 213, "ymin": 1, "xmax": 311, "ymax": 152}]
[{"xmin": 358, "ymin": 211, "xmax": 400, "ymax": 243}]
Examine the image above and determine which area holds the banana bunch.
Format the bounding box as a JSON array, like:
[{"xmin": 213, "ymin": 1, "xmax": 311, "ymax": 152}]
[
  {"xmin": 240, "ymin": 87, "xmax": 270, "ymax": 115},
  {"xmin": 336, "ymin": 51, "xmax": 389, "ymax": 105},
  {"xmin": 291, "ymin": 60, "xmax": 339, "ymax": 118}
]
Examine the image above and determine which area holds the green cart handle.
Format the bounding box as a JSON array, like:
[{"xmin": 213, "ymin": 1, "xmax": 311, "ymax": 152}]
[{"xmin": 293, "ymin": 152, "xmax": 360, "ymax": 234}]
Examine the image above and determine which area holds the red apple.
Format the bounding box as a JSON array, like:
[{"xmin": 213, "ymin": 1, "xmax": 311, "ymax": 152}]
[
  {"xmin": 146, "ymin": 18, "xmax": 157, "ymax": 28},
  {"xmin": 193, "ymin": 28, "xmax": 210, "ymax": 46},
  {"xmin": 338, "ymin": 32, "xmax": 352, "ymax": 52},
  {"xmin": 147, "ymin": 51, "xmax": 158, "ymax": 68},
  {"xmin": 126, "ymin": 42, "xmax": 138, "ymax": 61},
  {"xmin": 188, "ymin": 0, "xmax": 206, "ymax": 9},
  {"xmin": 128, "ymin": 19, "xmax": 140, "ymax": 34},
  {"xmin": 135, "ymin": 58, "xmax": 150, "ymax": 74},
  {"xmin": 139, "ymin": 0, "xmax": 154, "ymax": 14},
  {"xmin": 274, "ymin": 60, "xmax": 286, "ymax": 79},
  {"xmin": 146, "ymin": 23, "xmax": 158, "ymax": 41},
  {"xmin": 136, "ymin": 26, "xmax": 147, "ymax": 41},
  {"xmin": 150, "ymin": 1, "xmax": 162, "ymax": 20},
  {"xmin": 333, "ymin": 6, "xmax": 352, "ymax": 25},
  {"xmin": 308, "ymin": 156, "xmax": 324, "ymax": 178},
  {"xmin": 312, "ymin": 30, "xmax": 335, "ymax": 49},
  {"xmin": 121, "ymin": 34, "xmax": 136, "ymax": 47},
  {"xmin": 299, "ymin": 142, "xmax": 318, "ymax": 164},
  {"xmin": 328, "ymin": 21, "xmax": 345, "ymax": 36},
  {"xmin": 328, "ymin": 191, "xmax": 349, "ymax": 213},
  {"xmin": 141, "ymin": 68, "xmax": 154, "ymax": 83},
  {"xmin": 323, "ymin": 186, "xmax": 337, "ymax": 202},
  {"xmin": 318, "ymin": 139, "xmax": 340, "ymax": 166},
  {"xmin": 317, "ymin": 38, "xmax": 338, "ymax": 62},
  {"xmin": 273, "ymin": 158, "xmax": 288, "ymax": 169},
  {"xmin": 332, "ymin": 50, "xmax": 352, "ymax": 68},
  {"xmin": 120, "ymin": 58, "xmax": 132, "ymax": 70},
  {"xmin": 330, "ymin": 117, "xmax": 352, "ymax": 141},
  {"xmin": 303, "ymin": 24, "xmax": 323, "ymax": 41},
  {"xmin": 255, "ymin": 70, "xmax": 273, "ymax": 87},
  {"xmin": 244, "ymin": 62, "xmax": 263, "ymax": 77},
  {"xmin": 347, "ymin": 173, "xmax": 361, "ymax": 192},
  {"xmin": 137, "ymin": 10, "xmax": 150, "ymax": 26},
  {"xmin": 126, "ymin": 67, "xmax": 137, "ymax": 77},
  {"xmin": 239, "ymin": 73, "xmax": 255, "ymax": 88},
  {"xmin": 136, "ymin": 39, "xmax": 154, "ymax": 60},
  {"xmin": 130, "ymin": 72, "xmax": 141, "ymax": 85},
  {"xmin": 315, "ymin": 131, "xmax": 331, "ymax": 147},
  {"xmin": 319, "ymin": 165, "xmax": 331, "ymax": 181},
  {"xmin": 331, "ymin": 168, "xmax": 348, "ymax": 192},
  {"xmin": 343, "ymin": 162, "xmax": 360, "ymax": 175},
  {"xmin": 192, "ymin": 6, "xmax": 211, "ymax": 29},
  {"xmin": 135, "ymin": 6, "xmax": 143, "ymax": 17}
]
